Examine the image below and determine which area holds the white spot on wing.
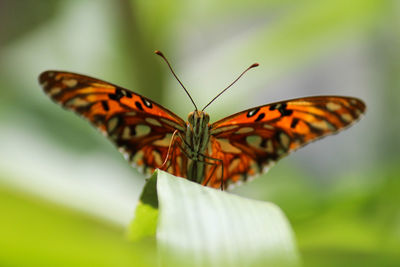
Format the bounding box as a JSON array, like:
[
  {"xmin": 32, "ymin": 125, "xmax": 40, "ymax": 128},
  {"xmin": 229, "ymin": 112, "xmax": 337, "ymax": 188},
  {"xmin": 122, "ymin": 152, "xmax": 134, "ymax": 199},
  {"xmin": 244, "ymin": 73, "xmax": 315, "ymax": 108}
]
[
  {"xmin": 152, "ymin": 150, "xmax": 162, "ymax": 166},
  {"xmin": 341, "ymin": 113, "xmax": 353, "ymax": 123},
  {"xmin": 326, "ymin": 102, "xmax": 341, "ymax": 112},
  {"xmin": 145, "ymin": 118, "xmax": 162, "ymax": 127},
  {"xmin": 125, "ymin": 111, "xmax": 137, "ymax": 116},
  {"xmin": 279, "ymin": 132, "xmax": 290, "ymax": 149},
  {"xmin": 153, "ymin": 133, "xmax": 172, "ymax": 147},
  {"xmin": 65, "ymin": 98, "xmax": 89, "ymax": 107},
  {"xmin": 210, "ymin": 125, "xmax": 238, "ymax": 135},
  {"xmin": 263, "ymin": 124, "xmax": 274, "ymax": 130},
  {"xmin": 160, "ymin": 118, "xmax": 184, "ymax": 130},
  {"xmin": 264, "ymin": 139, "xmax": 274, "ymax": 153},
  {"xmin": 235, "ymin": 127, "xmax": 254, "ymax": 134},
  {"xmin": 135, "ymin": 124, "xmax": 151, "ymax": 137},
  {"xmin": 107, "ymin": 117, "xmax": 119, "ymax": 133},
  {"xmin": 143, "ymin": 98, "xmax": 152, "ymax": 107},
  {"xmin": 122, "ymin": 127, "xmax": 132, "ymax": 140},
  {"xmin": 246, "ymin": 135, "xmax": 262, "ymax": 147},
  {"xmin": 62, "ymin": 78, "xmax": 78, "ymax": 88},
  {"xmin": 310, "ymin": 120, "xmax": 335, "ymax": 131},
  {"xmin": 216, "ymin": 139, "xmax": 241, "ymax": 154},
  {"xmin": 228, "ymin": 158, "xmax": 241, "ymax": 173},
  {"xmin": 48, "ymin": 87, "xmax": 61, "ymax": 96}
]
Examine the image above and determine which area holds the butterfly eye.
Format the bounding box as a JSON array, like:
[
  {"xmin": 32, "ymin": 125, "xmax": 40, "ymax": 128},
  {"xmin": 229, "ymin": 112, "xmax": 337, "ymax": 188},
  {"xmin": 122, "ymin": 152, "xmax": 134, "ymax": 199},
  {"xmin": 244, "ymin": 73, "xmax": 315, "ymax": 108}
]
[{"xmin": 203, "ymin": 113, "xmax": 210, "ymax": 124}]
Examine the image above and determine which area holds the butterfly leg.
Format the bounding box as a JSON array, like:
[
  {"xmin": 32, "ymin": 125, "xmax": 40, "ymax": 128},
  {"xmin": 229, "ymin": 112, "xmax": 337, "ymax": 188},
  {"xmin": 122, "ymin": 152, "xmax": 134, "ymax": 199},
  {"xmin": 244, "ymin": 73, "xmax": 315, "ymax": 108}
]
[
  {"xmin": 159, "ymin": 131, "xmax": 225, "ymax": 189},
  {"xmin": 201, "ymin": 160, "xmax": 218, "ymax": 186},
  {"xmin": 174, "ymin": 138, "xmax": 225, "ymax": 189},
  {"xmin": 161, "ymin": 132, "xmax": 196, "ymax": 177},
  {"xmin": 199, "ymin": 154, "xmax": 225, "ymax": 190},
  {"xmin": 169, "ymin": 138, "xmax": 225, "ymax": 189},
  {"xmin": 160, "ymin": 129, "xmax": 179, "ymax": 170},
  {"xmin": 162, "ymin": 139, "xmax": 179, "ymax": 173}
]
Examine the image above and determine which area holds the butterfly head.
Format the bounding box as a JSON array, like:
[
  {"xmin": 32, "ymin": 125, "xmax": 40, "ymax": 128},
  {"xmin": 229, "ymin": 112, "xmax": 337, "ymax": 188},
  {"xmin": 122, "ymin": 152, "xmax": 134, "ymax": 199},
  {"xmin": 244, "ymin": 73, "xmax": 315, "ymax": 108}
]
[{"xmin": 188, "ymin": 110, "xmax": 210, "ymax": 134}]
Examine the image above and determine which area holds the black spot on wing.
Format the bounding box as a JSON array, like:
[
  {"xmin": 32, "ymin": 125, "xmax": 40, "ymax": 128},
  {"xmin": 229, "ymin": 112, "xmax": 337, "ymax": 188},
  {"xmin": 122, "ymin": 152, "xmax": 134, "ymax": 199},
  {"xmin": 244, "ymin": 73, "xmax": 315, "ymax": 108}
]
[
  {"xmin": 115, "ymin": 88, "xmax": 124, "ymax": 98},
  {"xmin": 279, "ymin": 108, "xmax": 293, "ymax": 117},
  {"xmin": 290, "ymin": 118, "xmax": 299, "ymax": 128},
  {"xmin": 269, "ymin": 103, "xmax": 293, "ymax": 116},
  {"xmin": 247, "ymin": 107, "xmax": 260, "ymax": 117},
  {"xmin": 255, "ymin": 113, "xmax": 265, "ymax": 122},
  {"xmin": 124, "ymin": 90, "xmax": 132, "ymax": 98},
  {"xmin": 135, "ymin": 101, "xmax": 144, "ymax": 111},
  {"xmin": 141, "ymin": 96, "xmax": 153, "ymax": 108},
  {"xmin": 101, "ymin": 100, "xmax": 109, "ymax": 111},
  {"xmin": 278, "ymin": 103, "xmax": 293, "ymax": 117},
  {"xmin": 108, "ymin": 94, "xmax": 119, "ymax": 101},
  {"xmin": 108, "ymin": 88, "xmax": 124, "ymax": 101}
]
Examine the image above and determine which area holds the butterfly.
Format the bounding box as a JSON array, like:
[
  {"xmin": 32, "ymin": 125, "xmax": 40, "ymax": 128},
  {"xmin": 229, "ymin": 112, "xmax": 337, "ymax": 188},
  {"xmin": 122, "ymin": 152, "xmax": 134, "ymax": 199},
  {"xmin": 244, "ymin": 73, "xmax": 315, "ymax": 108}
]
[{"xmin": 39, "ymin": 51, "xmax": 365, "ymax": 190}]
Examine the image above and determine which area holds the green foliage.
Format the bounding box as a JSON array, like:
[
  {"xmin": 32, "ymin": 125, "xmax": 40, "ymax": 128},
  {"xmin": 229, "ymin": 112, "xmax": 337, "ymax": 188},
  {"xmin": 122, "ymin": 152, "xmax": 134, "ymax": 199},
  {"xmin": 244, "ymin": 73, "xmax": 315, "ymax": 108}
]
[
  {"xmin": 0, "ymin": 180, "xmax": 156, "ymax": 267},
  {"xmin": 0, "ymin": 0, "xmax": 399, "ymax": 266},
  {"xmin": 128, "ymin": 172, "xmax": 158, "ymax": 242}
]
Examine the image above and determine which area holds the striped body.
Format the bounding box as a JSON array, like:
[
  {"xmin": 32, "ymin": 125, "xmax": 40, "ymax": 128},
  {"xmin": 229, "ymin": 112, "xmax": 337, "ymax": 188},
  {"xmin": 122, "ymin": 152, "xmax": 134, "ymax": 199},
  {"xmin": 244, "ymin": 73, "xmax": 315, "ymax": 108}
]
[{"xmin": 184, "ymin": 111, "xmax": 211, "ymax": 184}]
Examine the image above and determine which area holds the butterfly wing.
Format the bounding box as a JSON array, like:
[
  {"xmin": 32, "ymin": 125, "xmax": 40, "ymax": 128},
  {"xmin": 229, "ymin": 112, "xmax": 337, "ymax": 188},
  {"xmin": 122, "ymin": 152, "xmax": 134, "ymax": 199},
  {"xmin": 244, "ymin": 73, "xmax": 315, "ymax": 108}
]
[
  {"xmin": 205, "ymin": 96, "xmax": 366, "ymax": 188},
  {"xmin": 39, "ymin": 71, "xmax": 186, "ymax": 175}
]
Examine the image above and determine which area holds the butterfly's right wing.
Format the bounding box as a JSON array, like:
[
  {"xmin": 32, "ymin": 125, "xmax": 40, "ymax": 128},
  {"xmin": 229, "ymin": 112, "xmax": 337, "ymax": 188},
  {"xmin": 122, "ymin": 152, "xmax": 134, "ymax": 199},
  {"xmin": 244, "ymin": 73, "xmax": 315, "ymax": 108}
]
[
  {"xmin": 39, "ymin": 71, "xmax": 187, "ymax": 175},
  {"xmin": 205, "ymin": 96, "xmax": 366, "ymax": 189}
]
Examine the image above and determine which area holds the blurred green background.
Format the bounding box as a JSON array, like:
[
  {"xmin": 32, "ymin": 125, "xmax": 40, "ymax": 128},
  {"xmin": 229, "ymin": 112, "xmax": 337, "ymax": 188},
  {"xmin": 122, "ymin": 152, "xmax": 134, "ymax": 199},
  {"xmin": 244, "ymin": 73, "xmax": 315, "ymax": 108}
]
[{"xmin": 0, "ymin": 0, "xmax": 399, "ymax": 266}]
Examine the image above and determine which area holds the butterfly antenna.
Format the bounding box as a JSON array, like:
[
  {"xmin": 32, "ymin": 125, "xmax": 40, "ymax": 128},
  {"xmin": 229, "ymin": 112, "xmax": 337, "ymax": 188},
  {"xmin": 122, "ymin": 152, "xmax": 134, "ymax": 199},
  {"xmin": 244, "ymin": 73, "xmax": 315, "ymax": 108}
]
[
  {"xmin": 202, "ymin": 63, "xmax": 259, "ymax": 111},
  {"xmin": 155, "ymin": 50, "xmax": 198, "ymax": 111}
]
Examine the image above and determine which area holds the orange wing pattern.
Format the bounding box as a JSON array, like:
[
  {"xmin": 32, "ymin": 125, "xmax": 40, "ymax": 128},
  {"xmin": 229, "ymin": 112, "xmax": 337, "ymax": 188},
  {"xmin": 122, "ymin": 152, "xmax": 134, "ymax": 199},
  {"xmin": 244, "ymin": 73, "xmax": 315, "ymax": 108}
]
[
  {"xmin": 40, "ymin": 71, "xmax": 366, "ymax": 190},
  {"xmin": 39, "ymin": 71, "xmax": 186, "ymax": 175},
  {"xmin": 204, "ymin": 96, "xmax": 366, "ymax": 188}
]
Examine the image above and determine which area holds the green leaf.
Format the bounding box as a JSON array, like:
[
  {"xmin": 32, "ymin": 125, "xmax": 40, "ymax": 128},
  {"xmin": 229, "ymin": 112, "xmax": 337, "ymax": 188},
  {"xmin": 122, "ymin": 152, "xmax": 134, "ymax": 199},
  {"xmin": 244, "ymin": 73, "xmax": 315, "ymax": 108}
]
[
  {"xmin": 130, "ymin": 170, "xmax": 300, "ymax": 267},
  {"xmin": 128, "ymin": 172, "xmax": 159, "ymax": 242}
]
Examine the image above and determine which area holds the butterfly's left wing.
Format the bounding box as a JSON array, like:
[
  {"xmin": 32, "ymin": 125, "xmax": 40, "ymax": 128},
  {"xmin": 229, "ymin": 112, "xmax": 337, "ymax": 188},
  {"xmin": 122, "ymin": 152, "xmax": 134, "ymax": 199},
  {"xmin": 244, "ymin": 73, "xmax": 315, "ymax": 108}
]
[
  {"xmin": 206, "ymin": 96, "xmax": 365, "ymax": 189},
  {"xmin": 39, "ymin": 71, "xmax": 187, "ymax": 175}
]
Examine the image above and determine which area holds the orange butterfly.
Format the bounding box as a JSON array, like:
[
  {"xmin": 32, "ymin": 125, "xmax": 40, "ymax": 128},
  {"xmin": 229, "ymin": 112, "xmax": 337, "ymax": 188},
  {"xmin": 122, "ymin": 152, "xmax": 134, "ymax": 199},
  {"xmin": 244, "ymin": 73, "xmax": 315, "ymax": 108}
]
[{"xmin": 39, "ymin": 51, "xmax": 365, "ymax": 190}]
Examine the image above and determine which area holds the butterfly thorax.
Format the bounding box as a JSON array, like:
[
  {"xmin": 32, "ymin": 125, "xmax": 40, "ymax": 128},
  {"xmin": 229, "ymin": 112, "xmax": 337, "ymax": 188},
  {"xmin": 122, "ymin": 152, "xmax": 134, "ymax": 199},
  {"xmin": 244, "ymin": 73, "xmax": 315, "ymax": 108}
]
[{"xmin": 184, "ymin": 111, "xmax": 211, "ymax": 183}]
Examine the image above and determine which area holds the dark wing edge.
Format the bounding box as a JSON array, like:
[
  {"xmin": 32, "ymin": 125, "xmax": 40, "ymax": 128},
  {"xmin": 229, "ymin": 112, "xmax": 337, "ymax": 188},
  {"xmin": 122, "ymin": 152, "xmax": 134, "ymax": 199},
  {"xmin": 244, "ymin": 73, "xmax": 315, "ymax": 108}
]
[
  {"xmin": 206, "ymin": 96, "xmax": 366, "ymax": 189},
  {"xmin": 39, "ymin": 70, "xmax": 187, "ymax": 176}
]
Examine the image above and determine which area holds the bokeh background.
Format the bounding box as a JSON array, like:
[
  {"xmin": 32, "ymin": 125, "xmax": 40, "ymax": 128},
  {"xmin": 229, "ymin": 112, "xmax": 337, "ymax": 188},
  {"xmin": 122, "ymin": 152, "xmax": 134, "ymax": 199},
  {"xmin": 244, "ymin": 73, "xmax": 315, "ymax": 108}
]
[{"xmin": 0, "ymin": 0, "xmax": 399, "ymax": 266}]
